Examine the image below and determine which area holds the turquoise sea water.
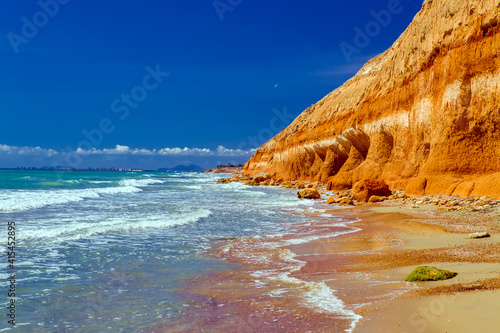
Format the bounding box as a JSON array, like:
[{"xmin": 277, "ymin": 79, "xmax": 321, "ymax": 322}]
[{"xmin": 0, "ymin": 170, "xmax": 361, "ymax": 332}]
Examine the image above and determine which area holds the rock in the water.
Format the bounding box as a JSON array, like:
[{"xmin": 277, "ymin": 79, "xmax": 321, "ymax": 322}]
[
  {"xmin": 253, "ymin": 176, "xmax": 267, "ymax": 183},
  {"xmin": 404, "ymin": 266, "xmax": 458, "ymax": 282},
  {"xmin": 297, "ymin": 188, "xmax": 321, "ymax": 200},
  {"xmin": 217, "ymin": 178, "xmax": 232, "ymax": 184},
  {"xmin": 352, "ymin": 179, "xmax": 391, "ymax": 203},
  {"xmin": 338, "ymin": 198, "xmax": 355, "ymax": 206},
  {"xmin": 326, "ymin": 196, "xmax": 337, "ymax": 204},
  {"xmin": 466, "ymin": 232, "xmax": 491, "ymax": 239}
]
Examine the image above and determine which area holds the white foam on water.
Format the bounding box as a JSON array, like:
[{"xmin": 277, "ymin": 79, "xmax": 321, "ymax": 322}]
[
  {"xmin": 303, "ymin": 282, "xmax": 362, "ymax": 332},
  {"xmin": 252, "ymin": 254, "xmax": 362, "ymax": 332},
  {"xmin": 119, "ymin": 178, "xmax": 164, "ymax": 187},
  {"xmin": 181, "ymin": 185, "xmax": 202, "ymax": 190},
  {"xmin": 0, "ymin": 185, "xmax": 142, "ymax": 212},
  {"xmin": 229, "ymin": 217, "xmax": 363, "ymax": 332},
  {"xmin": 22, "ymin": 209, "xmax": 212, "ymax": 244},
  {"xmin": 0, "ymin": 176, "xmax": 166, "ymax": 213},
  {"xmin": 281, "ymin": 223, "xmax": 361, "ymax": 246}
]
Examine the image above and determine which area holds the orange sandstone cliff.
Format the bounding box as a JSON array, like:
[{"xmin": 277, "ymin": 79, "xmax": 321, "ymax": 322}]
[{"xmin": 245, "ymin": 0, "xmax": 500, "ymax": 198}]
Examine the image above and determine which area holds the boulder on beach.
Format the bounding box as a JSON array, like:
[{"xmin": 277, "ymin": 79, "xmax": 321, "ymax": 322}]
[
  {"xmin": 338, "ymin": 198, "xmax": 355, "ymax": 206},
  {"xmin": 352, "ymin": 179, "xmax": 391, "ymax": 203},
  {"xmin": 368, "ymin": 195, "xmax": 384, "ymax": 203},
  {"xmin": 296, "ymin": 182, "xmax": 305, "ymax": 189},
  {"xmin": 466, "ymin": 232, "xmax": 491, "ymax": 239},
  {"xmin": 243, "ymin": 1, "xmax": 500, "ymax": 200},
  {"xmin": 326, "ymin": 196, "xmax": 337, "ymax": 204},
  {"xmin": 404, "ymin": 266, "xmax": 458, "ymax": 282},
  {"xmin": 297, "ymin": 188, "xmax": 321, "ymax": 200},
  {"xmin": 253, "ymin": 176, "xmax": 267, "ymax": 183}
]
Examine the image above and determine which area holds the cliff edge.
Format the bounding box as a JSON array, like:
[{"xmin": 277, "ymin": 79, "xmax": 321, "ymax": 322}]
[{"xmin": 245, "ymin": 0, "xmax": 500, "ymax": 198}]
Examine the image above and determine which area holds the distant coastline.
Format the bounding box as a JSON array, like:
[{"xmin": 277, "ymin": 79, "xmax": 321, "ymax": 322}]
[
  {"xmin": 2, "ymin": 164, "xmax": 209, "ymax": 173},
  {"xmin": 4, "ymin": 167, "xmax": 140, "ymax": 172},
  {"xmin": 202, "ymin": 163, "xmax": 244, "ymax": 174}
]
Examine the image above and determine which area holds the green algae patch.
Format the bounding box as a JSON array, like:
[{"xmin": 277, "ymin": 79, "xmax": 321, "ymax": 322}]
[{"xmin": 404, "ymin": 266, "xmax": 458, "ymax": 282}]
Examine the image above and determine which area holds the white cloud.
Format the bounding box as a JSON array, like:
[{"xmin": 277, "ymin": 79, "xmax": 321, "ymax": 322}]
[
  {"xmin": 78, "ymin": 145, "xmax": 255, "ymax": 157},
  {"xmin": 158, "ymin": 147, "xmax": 211, "ymax": 156},
  {"xmin": 75, "ymin": 145, "xmax": 154, "ymax": 156},
  {"xmin": 0, "ymin": 143, "xmax": 255, "ymax": 158},
  {"xmin": 0, "ymin": 144, "xmax": 59, "ymax": 157}
]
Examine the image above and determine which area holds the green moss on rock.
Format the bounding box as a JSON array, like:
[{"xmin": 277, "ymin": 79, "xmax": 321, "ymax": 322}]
[
  {"xmin": 404, "ymin": 266, "xmax": 458, "ymax": 282},
  {"xmin": 217, "ymin": 178, "xmax": 232, "ymax": 184}
]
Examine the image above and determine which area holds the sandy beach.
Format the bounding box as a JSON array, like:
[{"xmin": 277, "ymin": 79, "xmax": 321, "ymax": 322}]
[
  {"xmin": 317, "ymin": 202, "xmax": 500, "ymax": 333},
  {"xmin": 162, "ymin": 174, "xmax": 500, "ymax": 332}
]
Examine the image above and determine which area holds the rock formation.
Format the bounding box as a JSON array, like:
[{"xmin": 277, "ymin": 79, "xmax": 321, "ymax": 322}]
[
  {"xmin": 245, "ymin": 0, "xmax": 500, "ymax": 198},
  {"xmin": 297, "ymin": 188, "xmax": 321, "ymax": 199},
  {"xmin": 404, "ymin": 266, "xmax": 458, "ymax": 282},
  {"xmin": 351, "ymin": 179, "xmax": 392, "ymax": 203}
]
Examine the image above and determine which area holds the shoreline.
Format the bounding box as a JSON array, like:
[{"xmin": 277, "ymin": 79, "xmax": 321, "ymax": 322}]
[
  {"xmin": 165, "ymin": 176, "xmax": 500, "ymax": 332},
  {"xmin": 306, "ymin": 203, "xmax": 500, "ymax": 332},
  {"xmin": 158, "ymin": 205, "xmax": 365, "ymax": 332}
]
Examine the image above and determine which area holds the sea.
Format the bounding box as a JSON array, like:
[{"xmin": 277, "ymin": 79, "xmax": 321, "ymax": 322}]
[{"xmin": 0, "ymin": 170, "xmax": 366, "ymax": 333}]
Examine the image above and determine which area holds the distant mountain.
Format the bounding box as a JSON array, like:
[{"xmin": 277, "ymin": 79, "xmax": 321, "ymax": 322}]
[{"xmin": 158, "ymin": 164, "xmax": 204, "ymax": 172}]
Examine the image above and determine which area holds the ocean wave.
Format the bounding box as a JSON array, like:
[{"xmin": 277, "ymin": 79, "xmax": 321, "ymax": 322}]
[
  {"xmin": 0, "ymin": 186, "xmax": 142, "ymax": 213},
  {"xmin": 178, "ymin": 185, "xmax": 203, "ymax": 190},
  {"xmin": 248, "ymin": 251, "xmax": 361, "ymax": 331},
  {"xmin": 0, "ymin": 177, "xmax": 166, "ymax": 213},
  {"xmin": 261, "ymin": 251, "xmax": 361, "ymax": 331},
  {"xmin": 22, "ymin": 209, "xmax": 212, "ymax": 244},
  {"xmin": 119, "ymin": 178, "xmax": 164, "ymax": 187},
  {"xmin": 223, "ymin": 221, "xmax": 362, "ymax": 331}
]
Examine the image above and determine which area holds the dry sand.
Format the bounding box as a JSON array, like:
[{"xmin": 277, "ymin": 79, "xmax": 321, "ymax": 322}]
[
  {"xmin": 163, "ymin": 186, "xmax": 500, "ymax": 332},
  {"xmin": 340, "ymin": 203, "xmax": 500, "ymax": 333}
]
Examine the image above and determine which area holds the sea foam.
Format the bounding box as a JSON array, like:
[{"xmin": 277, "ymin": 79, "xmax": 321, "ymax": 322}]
[
  {"xmin": 0, "ymin": 176, "xmax": 164, "ymax": 213},
  {"xmin": 22, "ymin": 208, "xmax": 212, "ymax": 243}
]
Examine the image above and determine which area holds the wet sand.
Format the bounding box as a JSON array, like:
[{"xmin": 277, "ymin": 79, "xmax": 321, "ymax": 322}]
[
  {"xmin": 153, "ymin": 213, "xmax": 364, "ymax": 332},
  {"xmin": 345, "ymin": 204, "xmax": 500, "ymax": 333},
  {"xmin": 154, "ymin": 200, "xmax": 500, "ymax": 332},
  {"xmin": 312, "ymin": 202, "xmax": 499, "ymax": 333}
]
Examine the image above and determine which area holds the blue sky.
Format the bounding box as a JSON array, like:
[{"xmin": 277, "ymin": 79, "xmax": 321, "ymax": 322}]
[{"xmin": 0, "ymin": 0, "xmax": 422, "ymax": 169}]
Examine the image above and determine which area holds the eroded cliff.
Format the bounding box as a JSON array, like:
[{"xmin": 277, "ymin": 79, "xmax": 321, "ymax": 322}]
[{"xmin": 245, "ymin": 0, "xmax": 500, "ymax": 198}]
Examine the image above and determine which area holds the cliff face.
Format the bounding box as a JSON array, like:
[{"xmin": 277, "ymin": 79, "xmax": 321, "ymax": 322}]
[{"xmin": 245, "ymin": 0, "xmax": 500, "ymax": 198}]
